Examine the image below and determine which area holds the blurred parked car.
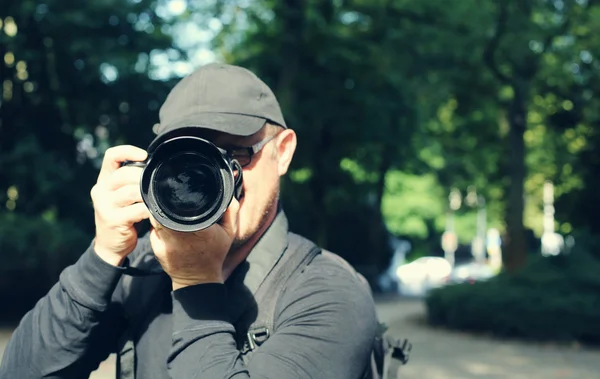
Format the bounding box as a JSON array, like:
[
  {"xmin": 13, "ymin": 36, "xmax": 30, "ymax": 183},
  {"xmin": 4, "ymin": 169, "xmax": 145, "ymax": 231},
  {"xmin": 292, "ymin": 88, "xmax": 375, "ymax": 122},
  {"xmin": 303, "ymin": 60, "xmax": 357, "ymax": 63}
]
[
  {"xmin": 447, "ymin": 261, "xmax": 496, "ymax": 284},
  {"xmin": 395, "ymin": 257, "xmax": 453, "ymax": 296}
]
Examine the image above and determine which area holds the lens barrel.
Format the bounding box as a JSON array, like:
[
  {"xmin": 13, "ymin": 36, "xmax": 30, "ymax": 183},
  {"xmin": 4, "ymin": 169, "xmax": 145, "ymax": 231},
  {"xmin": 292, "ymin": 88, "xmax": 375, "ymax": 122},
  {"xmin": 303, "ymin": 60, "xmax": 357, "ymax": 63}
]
[{"xmin": 131, "ymin": 135, "xmax": 242, "ymax": 232}]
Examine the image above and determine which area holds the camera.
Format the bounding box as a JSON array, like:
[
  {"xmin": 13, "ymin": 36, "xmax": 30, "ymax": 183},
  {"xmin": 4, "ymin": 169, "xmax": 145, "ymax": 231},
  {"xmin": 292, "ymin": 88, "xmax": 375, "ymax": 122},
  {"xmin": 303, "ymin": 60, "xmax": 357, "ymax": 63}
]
[{"xmin": 123, "ymin": 132, "xmax": 243, "ymax": 232}]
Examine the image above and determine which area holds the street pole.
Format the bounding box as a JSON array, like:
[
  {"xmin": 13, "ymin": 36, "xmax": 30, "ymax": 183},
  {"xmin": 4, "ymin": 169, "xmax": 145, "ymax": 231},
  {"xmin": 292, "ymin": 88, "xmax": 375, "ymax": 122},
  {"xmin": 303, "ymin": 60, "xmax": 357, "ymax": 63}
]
[
  {"xmin": 442, "ymin": 189, "xmax": 461, "ymax": 267},
  {"xmin": 541, "ymin": 180, "xmax": 563, "ymax": 256},
  {"xmin": 473, "ymin": 195, "xmax": 487, "ymax": 264}
]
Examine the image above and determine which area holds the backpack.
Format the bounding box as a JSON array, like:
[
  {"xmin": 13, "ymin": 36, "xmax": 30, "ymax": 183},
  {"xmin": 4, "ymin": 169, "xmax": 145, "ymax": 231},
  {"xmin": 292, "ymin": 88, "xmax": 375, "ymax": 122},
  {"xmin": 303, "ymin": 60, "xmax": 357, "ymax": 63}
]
[
  {"xmin": 234, "ymin": 233, "xmax": 411, "ymax": 379},
  {"xmin": 117, "ymin": 233, "xmax": 411, "ymax": 379}
]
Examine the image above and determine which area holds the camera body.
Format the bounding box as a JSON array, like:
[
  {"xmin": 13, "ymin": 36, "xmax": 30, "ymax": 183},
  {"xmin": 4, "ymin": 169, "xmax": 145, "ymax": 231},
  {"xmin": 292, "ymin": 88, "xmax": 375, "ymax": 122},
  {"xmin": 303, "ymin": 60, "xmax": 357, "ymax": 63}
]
[{"xmin": 124, "ymin": 131, "xmax": 243, "ymax": 232}]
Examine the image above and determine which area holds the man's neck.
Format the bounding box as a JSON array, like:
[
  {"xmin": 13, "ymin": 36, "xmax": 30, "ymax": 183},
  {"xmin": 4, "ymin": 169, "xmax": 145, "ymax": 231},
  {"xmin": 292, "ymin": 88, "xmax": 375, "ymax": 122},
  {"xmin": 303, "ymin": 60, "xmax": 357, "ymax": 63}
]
[{"xmin": 222, "ymin": 202, "xmax": 279, "ymax": 280}]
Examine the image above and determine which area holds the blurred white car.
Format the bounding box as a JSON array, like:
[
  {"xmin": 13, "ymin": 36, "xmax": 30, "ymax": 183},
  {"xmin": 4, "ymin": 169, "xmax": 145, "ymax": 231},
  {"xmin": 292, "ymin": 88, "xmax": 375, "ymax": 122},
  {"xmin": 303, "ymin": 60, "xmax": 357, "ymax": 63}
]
[
  {"xmin": 447, "ymin": 262, "xmax": 496, "ymax": 284},
  {"xmin": 395, "ymin": 257, "xmax": 453, "ymax": 296}
]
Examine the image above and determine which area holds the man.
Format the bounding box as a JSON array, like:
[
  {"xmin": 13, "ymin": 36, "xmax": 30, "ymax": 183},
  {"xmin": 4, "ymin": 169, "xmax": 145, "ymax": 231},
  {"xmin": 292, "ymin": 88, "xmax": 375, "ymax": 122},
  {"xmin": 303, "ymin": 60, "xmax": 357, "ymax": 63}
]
[{"xmin": 0, "ymin": 63, "xmax": 378, "ymax": 378}]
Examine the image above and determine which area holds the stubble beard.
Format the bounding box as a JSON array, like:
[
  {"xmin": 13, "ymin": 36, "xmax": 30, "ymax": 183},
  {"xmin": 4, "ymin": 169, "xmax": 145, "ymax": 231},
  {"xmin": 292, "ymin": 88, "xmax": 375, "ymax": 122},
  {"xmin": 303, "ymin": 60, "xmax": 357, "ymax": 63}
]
[{"xmin": 230, "ymin": 187, "xmax": 280, "ymax": 252}]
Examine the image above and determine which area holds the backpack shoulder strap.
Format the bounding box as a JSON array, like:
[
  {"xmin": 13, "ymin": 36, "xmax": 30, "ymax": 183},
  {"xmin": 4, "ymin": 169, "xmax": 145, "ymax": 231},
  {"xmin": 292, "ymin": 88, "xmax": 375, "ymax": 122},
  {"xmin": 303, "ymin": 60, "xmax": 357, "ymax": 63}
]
[
  {"xmin": 237, "ymin": 232, "xmax": 321, "ymax": 359},
  {"xmin": 320, "ymin": 250, "xmax": 412, "ymax": 379},
  {"xmin": 236, "ymin": 236, "xmax": 412, "ymax": 377}
]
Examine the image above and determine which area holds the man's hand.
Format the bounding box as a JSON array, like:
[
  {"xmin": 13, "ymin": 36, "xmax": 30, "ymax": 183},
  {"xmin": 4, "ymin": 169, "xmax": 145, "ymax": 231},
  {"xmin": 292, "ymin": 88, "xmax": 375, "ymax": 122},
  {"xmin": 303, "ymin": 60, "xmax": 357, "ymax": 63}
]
[
  {"xmin": 91, "ymin": 146, "xmax": 150, "ymax": 266},
  {"xmin": 150, "ymin": 198, "xmax": 240, "ymax": 290}
]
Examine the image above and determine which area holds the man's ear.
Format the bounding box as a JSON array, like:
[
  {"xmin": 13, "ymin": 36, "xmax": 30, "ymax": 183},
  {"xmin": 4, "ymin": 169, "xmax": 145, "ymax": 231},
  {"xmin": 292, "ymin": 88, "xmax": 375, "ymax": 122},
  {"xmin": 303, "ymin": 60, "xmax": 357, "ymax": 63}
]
[{"xmin": 275, "ymin": 129, "xmax": 297, "ymax": 176}]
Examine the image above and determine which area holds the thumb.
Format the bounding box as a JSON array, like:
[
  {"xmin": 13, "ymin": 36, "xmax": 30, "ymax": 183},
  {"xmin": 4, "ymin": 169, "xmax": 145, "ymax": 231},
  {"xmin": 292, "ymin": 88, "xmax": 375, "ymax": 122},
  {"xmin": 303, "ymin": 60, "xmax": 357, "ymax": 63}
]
[{"xmin": 220, "ymin": 197, "xmax": 240, "ymax": 237}]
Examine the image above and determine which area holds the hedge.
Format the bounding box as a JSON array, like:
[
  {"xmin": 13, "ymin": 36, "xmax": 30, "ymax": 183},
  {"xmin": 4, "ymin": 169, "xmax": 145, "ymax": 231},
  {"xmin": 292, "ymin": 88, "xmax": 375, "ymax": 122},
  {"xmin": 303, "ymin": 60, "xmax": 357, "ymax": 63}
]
[{"xmin": 425, "ymin": 248, "xmax": 600, "ymax": 344}]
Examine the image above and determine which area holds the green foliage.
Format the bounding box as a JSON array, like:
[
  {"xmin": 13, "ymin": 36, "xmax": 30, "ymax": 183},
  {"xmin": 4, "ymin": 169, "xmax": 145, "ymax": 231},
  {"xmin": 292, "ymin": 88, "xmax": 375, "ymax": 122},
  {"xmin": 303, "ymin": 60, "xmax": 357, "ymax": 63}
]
[
  {"xmin": 425, "ymin": 250, "xmax": 600, "ymax": 344},
  {"xmin": 1, "ymin": 0, "xmax": 175, "ymax": 223},
  {"xmin": 203, "ymin": 0, "xmax": 600, "ymax": 270},
  {"xmin": 3, "ymin": 0, "xmax": 600, "ymax": 320},
  {"xmin": 203, "ymin": 0, "xmax": 426, "ymax": 268},
  {"xmin": 0, "ymin": 212, "xmax": 89, "ymax": 272},
  {"xmin": 382, "ymin": 171, "xmax": 445, "ymax": 239},
  {"xmin": 0, "ymin": 0, "xmax": 178, "ymax": 316},
  {"xmin": 0, "ymin": 212, "xmax": 91, "ymax": 321}
]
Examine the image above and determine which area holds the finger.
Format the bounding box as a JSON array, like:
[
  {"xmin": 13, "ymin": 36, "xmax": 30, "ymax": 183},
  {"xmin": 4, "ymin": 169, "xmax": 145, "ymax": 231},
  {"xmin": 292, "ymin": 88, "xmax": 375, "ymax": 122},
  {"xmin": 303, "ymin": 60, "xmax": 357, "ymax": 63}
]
[
  {"xmin": 108, "ymin": 166, "xmax": 144, "ymax": 191},
  {"xmin": 112, "ymin": 184, "xmax": 143, "ymax": 207},
  {"xmin": 97, "ymin": 145, "xmax": 147, "ymax": 184},
  {"xmin": 115, "ymin": 202, "xmax": 150, "ymax": 225}
]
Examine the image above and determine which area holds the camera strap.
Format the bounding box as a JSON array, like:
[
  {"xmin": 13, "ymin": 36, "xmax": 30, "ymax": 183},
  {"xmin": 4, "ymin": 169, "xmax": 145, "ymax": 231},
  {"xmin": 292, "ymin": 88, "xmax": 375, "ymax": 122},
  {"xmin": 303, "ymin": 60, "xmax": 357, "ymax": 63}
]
[
  {"xmin": 232, "ymin": 159, "xmax": 244, "ymax": 200},
  {"xmin": 122, "ymin": 263, "xmax": 164, "ymax": 276},
  {"xmin": 120, "ymin": 233, "xmax": 166, "ymax": 277},
  {"xmin": 235, "ymin": 233, "xmax": 321, "ymax": 361}
]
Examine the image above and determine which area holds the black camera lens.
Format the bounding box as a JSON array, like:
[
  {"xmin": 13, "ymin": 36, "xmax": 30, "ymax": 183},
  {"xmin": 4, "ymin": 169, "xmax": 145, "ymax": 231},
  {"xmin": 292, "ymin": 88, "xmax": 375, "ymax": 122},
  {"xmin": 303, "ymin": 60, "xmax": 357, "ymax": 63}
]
[
  {"xmin": 153, "ymin": 152, "xmax": 223, "ymax": 220},
  {"xmin": 134, "ymin": 133, "xmax": 243, "ymax": 233}
]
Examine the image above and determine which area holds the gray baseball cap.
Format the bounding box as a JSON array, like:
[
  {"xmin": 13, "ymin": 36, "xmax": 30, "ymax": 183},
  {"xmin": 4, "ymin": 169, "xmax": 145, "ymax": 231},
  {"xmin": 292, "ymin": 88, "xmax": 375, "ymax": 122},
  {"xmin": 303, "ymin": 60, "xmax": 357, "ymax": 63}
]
[{"xmin": 152, "ymin": 63, "xmax": 287, "ymax": 138}]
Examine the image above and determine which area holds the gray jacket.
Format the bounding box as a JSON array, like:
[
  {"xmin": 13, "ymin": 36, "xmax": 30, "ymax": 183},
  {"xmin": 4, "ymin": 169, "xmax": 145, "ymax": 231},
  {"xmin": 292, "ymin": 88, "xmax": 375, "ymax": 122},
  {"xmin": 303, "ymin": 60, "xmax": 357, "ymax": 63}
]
[{"xmin": 0, "ymin": 211, "xmax": 378, "ymax": 378}]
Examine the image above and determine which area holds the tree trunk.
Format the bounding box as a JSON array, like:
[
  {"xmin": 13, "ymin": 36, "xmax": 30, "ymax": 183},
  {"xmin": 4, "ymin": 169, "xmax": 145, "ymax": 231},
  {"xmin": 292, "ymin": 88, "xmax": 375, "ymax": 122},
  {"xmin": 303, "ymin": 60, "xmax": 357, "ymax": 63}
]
[
  {"xmin": 274, "ymin": 0, "xmax": 304, "ymax": 114},
  {"xmin": 309, "ymin": 126, "xmax": 331, "ymax": 248},
  {"xmin": 273, "ymin": 0, "xmax": 330, "ymax": 247},
  {"xmin": 367, "ymin": 146, "xmax": 394, "ymax": 268},
  {"xmin": 503, "ymin": 82, "xmax": 528, "ymax": 271}
]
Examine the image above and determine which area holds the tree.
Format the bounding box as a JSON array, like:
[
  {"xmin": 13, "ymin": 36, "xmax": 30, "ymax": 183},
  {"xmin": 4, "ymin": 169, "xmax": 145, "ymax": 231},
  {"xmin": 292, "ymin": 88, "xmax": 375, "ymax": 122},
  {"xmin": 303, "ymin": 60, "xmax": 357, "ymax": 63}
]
[
  {"xmin": 0, "ymin": 0, "xmax": 178, "ymax": 318},
  {"xmin": 204, "ymin": 0, "xmax": 428, "ymax": 271}
]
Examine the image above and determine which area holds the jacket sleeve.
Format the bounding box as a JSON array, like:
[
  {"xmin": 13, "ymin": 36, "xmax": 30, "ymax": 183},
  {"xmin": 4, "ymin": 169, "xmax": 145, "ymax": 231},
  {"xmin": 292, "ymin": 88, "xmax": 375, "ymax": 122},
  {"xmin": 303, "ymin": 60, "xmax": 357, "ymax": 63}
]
[
  {"xmin": 0, "ymin": 243, "xmax": 128, "ymax": 379},
  {"xmin": 166, "ymin": 257, "xmax": 378, "ymax": 378}
]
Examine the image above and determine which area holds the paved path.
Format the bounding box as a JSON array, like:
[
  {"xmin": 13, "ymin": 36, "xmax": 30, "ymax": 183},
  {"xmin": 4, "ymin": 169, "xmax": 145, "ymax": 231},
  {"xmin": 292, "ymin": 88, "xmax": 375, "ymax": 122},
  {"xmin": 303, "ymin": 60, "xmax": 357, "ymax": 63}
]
[
  {"xmin": 376, "ymin": 297, "xmax": 600, "ymax": 379},
  {"xmin": 2, "ymin": 297, "xmax": 599, "ymax": 379}
]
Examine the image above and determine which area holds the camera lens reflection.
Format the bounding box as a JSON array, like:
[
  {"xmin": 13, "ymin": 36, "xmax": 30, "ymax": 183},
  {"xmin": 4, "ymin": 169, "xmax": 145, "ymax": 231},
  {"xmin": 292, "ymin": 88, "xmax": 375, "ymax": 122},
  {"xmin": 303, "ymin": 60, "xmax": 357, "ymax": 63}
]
[{"xmin": 154, "ymin": 153, "xmax": 221, "ymax": 219}]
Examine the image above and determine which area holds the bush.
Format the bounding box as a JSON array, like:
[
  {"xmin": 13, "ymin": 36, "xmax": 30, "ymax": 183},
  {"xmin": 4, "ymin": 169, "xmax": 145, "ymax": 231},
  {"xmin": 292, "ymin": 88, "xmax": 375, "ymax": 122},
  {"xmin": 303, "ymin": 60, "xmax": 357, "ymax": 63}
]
[
  {"xmin": 425, "ymin": 248, "xmax": 600, "ymax": 344},
  {"xmin": 0, "ymin": 212, "xmax": 92, "ymax": 322}
]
